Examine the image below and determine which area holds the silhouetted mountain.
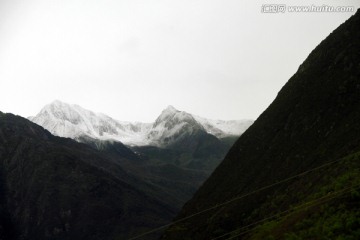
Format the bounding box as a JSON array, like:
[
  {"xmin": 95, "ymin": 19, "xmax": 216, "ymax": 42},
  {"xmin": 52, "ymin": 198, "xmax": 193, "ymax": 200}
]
[
  {"xmin": 0, "ymin": 112, "xmax": 176, "ymax": 240},
  {"xmin": 162, "ymin": 10, "xmax": 360, "ymax": 240}
]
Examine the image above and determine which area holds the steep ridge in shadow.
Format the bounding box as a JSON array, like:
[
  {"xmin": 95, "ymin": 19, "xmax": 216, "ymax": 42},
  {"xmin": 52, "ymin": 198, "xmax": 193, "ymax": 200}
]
[
  {"xmin": 0, "ymin": 112, "xmax": 176, "ymax": 240},
  {"xmin": 161, "ymin": 9, "xmax": 360, "ymax": 240}
]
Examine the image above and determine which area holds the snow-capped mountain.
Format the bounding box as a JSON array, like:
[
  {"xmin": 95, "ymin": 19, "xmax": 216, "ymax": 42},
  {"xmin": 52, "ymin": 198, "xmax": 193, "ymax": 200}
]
[
  {"xmin": 147, "ymin": 105, "xmax": 206, "ymax": 147},
  {"xmin": 29, "ymin": 100, "xmax": 152, "ymax": 145},
  {"xmin": 30, "ymin": 100, "xmax": 253, "ymax": 147}
]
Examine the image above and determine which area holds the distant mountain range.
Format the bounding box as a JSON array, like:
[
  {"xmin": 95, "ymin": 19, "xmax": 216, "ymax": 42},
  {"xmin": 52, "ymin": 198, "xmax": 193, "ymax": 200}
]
[
  {"xmin": 1, "ymin": 101, "xmax": 251, "ymax": 240},
  {"xmin": 29, "ymin": 100, "xmax": 253, "ymax": 147},
  {"xmin": 2, "ymin": 100, "xmax": 251, "ymax": 239},
  {"xmin": 5, "ymin": 9, "xmax": 359, "ymax": 240}
]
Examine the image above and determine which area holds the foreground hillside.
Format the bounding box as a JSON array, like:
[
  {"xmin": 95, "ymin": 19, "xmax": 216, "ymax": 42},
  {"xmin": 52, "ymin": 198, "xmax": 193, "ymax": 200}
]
[
  {"xmin": 162, "ymin": 9, "xmax": 360, "ymax": 240},
  {"xmin": 0, "ymin": 112, "xmax": 176, "ymax": 240}
]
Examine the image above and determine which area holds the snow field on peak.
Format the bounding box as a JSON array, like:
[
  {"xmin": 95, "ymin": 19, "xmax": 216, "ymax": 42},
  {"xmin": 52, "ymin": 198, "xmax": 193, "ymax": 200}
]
[
  {"xmin": 31, "ymin": 101, "xmax": 152, "ymax": 146},
  {"xmin": 30, "ymin": 101, "xmax": 253, "ymax": 146}
]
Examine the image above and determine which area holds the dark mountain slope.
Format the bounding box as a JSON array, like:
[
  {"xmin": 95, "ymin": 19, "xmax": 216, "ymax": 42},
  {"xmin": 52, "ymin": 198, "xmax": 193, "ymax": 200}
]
[
  {"xmin": 29, "ymin": 102, "xmax": 235, "ymax": 210},
  {"xmin": 0, "ymin": 112, "xmax": 176, "ymax": 240},
  {"xmin": 162, "ymin": 9, "xmax": 360, "ymax": 240},
  {"xmin": 77, "ymin": 131, "xmax": 229, "ymax": 209}
]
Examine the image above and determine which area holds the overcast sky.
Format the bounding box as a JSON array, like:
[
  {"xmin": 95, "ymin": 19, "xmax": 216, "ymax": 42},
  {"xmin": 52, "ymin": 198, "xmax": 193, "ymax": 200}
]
[{"xmin": 0, "ymin": 0, "xmax": 359, "ymax": 122}]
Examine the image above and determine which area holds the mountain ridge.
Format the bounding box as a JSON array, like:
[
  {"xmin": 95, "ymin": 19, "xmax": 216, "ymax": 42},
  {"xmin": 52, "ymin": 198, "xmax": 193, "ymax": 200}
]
[
  {"xmin": 0, "ymin": 111, "xmax": 177, "ymax": 240},
  {"xmin": 29, "ymin": 101, "xmax": 253, "ymax": 147},
  {"xmin": 28, "ymin": 101, "xmax": 248, "ymax": 217}
]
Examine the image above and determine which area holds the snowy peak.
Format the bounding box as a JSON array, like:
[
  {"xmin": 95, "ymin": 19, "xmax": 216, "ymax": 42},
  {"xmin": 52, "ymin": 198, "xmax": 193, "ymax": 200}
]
[
  {"xmin": 164, "ymin": 105, "xmax": 177, "ymax": 113},
  {"xmin": 30, "ymin": 101, "xmax": 253, "ymax": 148},
  {"xmin": 154, "ymin": 106, "xmax": 201, "ymax": 129},
  {"xmin": 40, "ymin": 100, "xmax": 94, "ymax": 125},
  {"xmin": 154, "ymin": 105, "xmax": 254, "ymax": 139},
  {"xmin": 30, "ymin": 101, "xmax": 152, "ymax": 145},
  {"xmin": 149, "ymin": 106, "xmax": 205, "ymax": 146},
  {"xmin": 154, "ymin": 105, "xmax": 180, "ymax": 125}
]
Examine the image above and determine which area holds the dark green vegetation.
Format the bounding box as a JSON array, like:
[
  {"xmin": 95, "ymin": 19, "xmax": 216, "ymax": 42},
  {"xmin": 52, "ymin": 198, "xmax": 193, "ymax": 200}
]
[
  {"xmin": 162, "ymin": 9, "xmax": 360, "ymax": 240},
  {"xmin": 0, "ymin": 113, "xmax": 177, "ymax": 240},
  {"xmin": 249, "ymin": 152, "xmax": 360, "ymax": 240}
]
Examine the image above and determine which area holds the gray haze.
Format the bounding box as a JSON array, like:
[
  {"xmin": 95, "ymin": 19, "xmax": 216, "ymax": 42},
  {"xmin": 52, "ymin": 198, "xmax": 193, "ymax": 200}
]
[{"xmin": 0, "ymin": 0, "xmax": 359, "ymax": 122}]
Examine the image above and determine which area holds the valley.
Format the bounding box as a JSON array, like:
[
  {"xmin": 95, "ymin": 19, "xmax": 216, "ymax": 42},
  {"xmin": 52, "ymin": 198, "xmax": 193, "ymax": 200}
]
[
  {"xmin": 0, "ymin": 3, "xmax": 359, "ymax": 240},
  {"xmin": 0, "ymin": 102, "xmax": 252, "ymax": 239}
]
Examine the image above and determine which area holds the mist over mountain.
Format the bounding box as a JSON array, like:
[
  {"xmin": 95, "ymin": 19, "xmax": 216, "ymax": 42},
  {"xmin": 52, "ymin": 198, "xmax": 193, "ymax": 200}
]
[{"xmin": 162, "ymin": 9, "xmax": 360, "ymax": 240}]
